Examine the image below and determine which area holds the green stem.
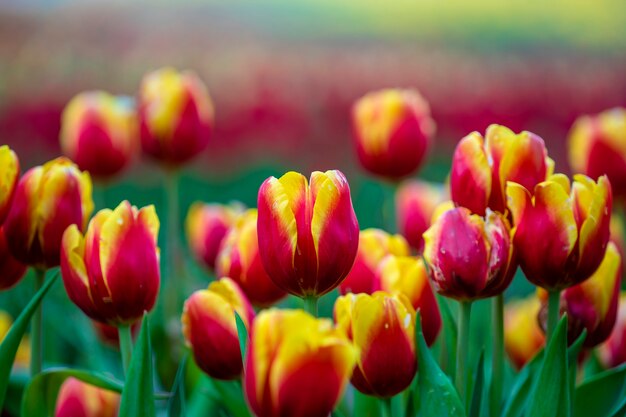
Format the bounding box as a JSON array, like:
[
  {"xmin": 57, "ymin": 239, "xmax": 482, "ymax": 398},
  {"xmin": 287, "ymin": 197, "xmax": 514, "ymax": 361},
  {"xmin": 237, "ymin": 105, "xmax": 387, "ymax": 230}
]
[
  {"xmin": 164, "ymin": 169, "xmax": 180, "ymax": 324},
  {"xmin": 381, "ymin": 180, "xmax": 399, "ymax": 233},
  {"xmin": 456, "ymin": 301, "xmax": 472, "ymax": 407},
  {"xmin": 490, "ymin": 294, "xmax": 504, "ymax": 417},
  {"xmin": 303, "ymin": 295, "xmax": 318, "ymax": 317},
  {"xmin": 547, "ymin": 290, "xmax": 561, "ymax": 341},
  {"xmin": 380, "ymin": 396, "xmax": 393, "ymax": 417},
  {"xmin": 118, "ymin": 324, "xmax": 133, "ymax": 377},
  {"xmin": 30, "ymin": 268, "xmax": 46, "ymax": 376}
]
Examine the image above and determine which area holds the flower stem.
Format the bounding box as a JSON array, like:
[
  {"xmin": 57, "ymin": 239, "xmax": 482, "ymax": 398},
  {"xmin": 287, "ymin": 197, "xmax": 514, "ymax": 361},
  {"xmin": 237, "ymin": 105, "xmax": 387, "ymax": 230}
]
[
  {"xmin": 118, "ymin": 324, "xmax": 133, "ymax": 377},
  {"xmin": 380, "ymin": 396, "xmax": 393, "ymax": 417},
  {"xmin": 30, "ymin": 268, "xmax": 46, "ymax": 376},
  {"xmin": 303, "ymin": 295, "xmax": 318, "ymax": 317},
  {"xmin": 490, "ymin": 294, "xmax": 504, "ymax": 417},
  {"xmin": 164, "ymin": 169, "xmax": 180, "ymax": 323},
  {"xmin": 456, "ymin": 300, "xmax": 472, "ymax": 406},
  {"xmin": 547, "ymin": 290, "xmax": 561, "ymax": 341}
]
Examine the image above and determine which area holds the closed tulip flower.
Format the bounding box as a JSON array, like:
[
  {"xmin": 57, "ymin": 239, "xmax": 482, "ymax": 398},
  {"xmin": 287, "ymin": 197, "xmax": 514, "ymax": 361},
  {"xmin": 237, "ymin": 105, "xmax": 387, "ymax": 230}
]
[
  {"xmin": 257, "ymin": 170, "xmax": 359, "ymax": 298},
  {"xmin": 339, "ymin": 229, "xmax": 410, "ymax": 295},
  {"xmin": 0, "ymin": 145, "xmax": 20, "ymax": 225},
  {"xmin": 450, "ymin": 124, "xmax": 553, "ymax": 216},
  {"xmin": 0, "ymin": 226, "xmax": 27, "ymax": 290},
  {"xmin": 4, "ymin": 157, "xmax": 93, "ymax": 268},
  {"xmin": 504, "ymin": 296, "xmax": 545, "ymax": 370},
  {"xmin": 61, "ymin": 201, "xmax": 160, "ymax": 325},
  {"xmin": 599, "ymin": 292, "xmax": 626, "ymax": 368},
  {"xmin": 335, "ymin": 292, "xmax": 417, "ymax": 397},
  {"xmin": 55, "ymin": 377, "xmax": 119, "ymax": 417},
  {"xmin": 506, "ymin": 174, "xmax": 612, "ymax": 290},
  {"xmin": 182, "ymin": 277, "xmax": 254, "ymax": 380},
  {"xmin": 60, "ymin": 91, "xmax": 138, "ymax": 179},
  {"xmin": 139, "ymin": 67, "xmax": 214, "ymax": 165},
  {"xmin": 351, "ymin": 88, "xmax": 435, "ymax": 179},
  {"xmin": 244, "ymin": 309, "xmax": 356, "ymax": 417}
]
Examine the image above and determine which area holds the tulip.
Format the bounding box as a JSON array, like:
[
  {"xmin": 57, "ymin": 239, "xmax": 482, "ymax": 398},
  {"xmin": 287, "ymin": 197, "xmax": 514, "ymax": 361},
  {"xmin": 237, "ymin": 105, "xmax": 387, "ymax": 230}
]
[
  {"xmin": 186, "ymin": 201, "xmax": 242, "ymax": 271},
  {"xmin": 216, "ymin": 209, "xmax": 286, "ymax": 307},
  {"xmin": 376, "ymin": 255, "xmax": 441, "ymax": 346},
  {"xmin": 244, "ymin": 309, "xmax": 356, "ymax": 417},
  {"xmin": 0, "ymin": 145, "xmax": 19, "ymax": 225},
  {"xmin": 60, "ymin": 91, "xmax": 138, "ymax": 179},
  {"xmin": 61, "ymin": 200, "xmax": 160, "ymax": 325},
  {"xmin": 0, "ymin": 226, "xmax": 27, "ymax": 290},
  {"xmin": 182, "ymin": 277, "xmax": 255, "ymax": 380},
  {"xmin": 257, "ymin": 170, "xmax": 359, "ymax": 301},
  {"xmin": 351, "ymin": 88, "xmax": 435, "ymax": 179},
  {"xmin": 599, "ymin": 292, "xmax": 626, "ymax": 368},
  {"xmin": 450, "ymin": 124, "xmax": 553, "ymax": 216},
  {"xmin": 339, "ymin": 229, "xmax": 410, "ymax": 295},
  {"xmin": 334, "ymin": 292, "xmax": 417, "ymax": 397},
  {"xmin": 395, "ymin": 180, "xmax": 446, "ymax": 252},
  {"xmin": 55, "ymin": 377, "xmax": 119, "ymax": 417},
  {"xmin": 568, "ymin": 108, "xmax": 626, "ymax": 199},
  {"xmin": 0, "ymin": 311, "xmax": 30, "ymax": 369},
  {"xmin": 504, "ymin": 296, "xmax": 545, "ymax": 370},
  {"xmin": 139, "ymin": 67, "xmax": 214, "ymax": 165}
]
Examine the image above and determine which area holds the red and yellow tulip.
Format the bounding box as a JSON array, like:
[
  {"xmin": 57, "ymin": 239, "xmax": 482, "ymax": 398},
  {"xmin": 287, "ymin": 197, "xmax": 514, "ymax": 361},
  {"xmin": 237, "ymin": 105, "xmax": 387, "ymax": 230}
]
[
  {"xmin": 182, "ymin": 277, "xmax": 255, "ymax": 380},
  {"xmin": 599, "ymin": 292, "xmax": 626, "ymax": 368},
  {"xmin": 257, "ymin": 170, "xmax": 359, "ymax": 297},
  {"xmin": 0, "ymin": 145, "xmax": 20, "ymax": 225},
  {"xmin": 61, "ymin": 201, "xmax": 160, "ymax": 325},
  {"xmin": 504, "ymin": 295, "xmax": 545, "ymax": 370},
  {"xmin": 54, "ymin": 377, "xmax": 119, "ymax": 417},
  {"xmin": 0, "ymin": 226, "xmax": 27, "ymax": 290}
]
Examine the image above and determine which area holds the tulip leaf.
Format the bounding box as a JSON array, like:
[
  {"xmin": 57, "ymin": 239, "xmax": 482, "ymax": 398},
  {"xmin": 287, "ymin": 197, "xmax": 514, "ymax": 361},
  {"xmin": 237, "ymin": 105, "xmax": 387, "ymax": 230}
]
[
  {"xmin": 0, "ymin": 270, "xmax": 59, "ymax": 410},
  {"xmin": 437, "ymin": 294, "xmax": 457, "ymax": 378},
  {"xmin": 469, "ymin": 349, "xmax": 485, "ymax": 417},
  {"xmin": 212, "ymin": 378, "xmax": 252, "ymax": 417},
  {"xmin": 167, "ymin": 353, "xmax": 188, "ymax": 417},
  {"xmin": 414, "ymin": 311, "xmax": 465, "ymax": 417},
  {"xmin": 120, "ymin": 313, "xmax": 156, "ymax": 417},
  {"xmin": 235, "ymin": 311, "xmax": 248, "ymax": 364},
  {"xmin": 573, "ymin": 363, "xmax": 626, "ymax": 417}
]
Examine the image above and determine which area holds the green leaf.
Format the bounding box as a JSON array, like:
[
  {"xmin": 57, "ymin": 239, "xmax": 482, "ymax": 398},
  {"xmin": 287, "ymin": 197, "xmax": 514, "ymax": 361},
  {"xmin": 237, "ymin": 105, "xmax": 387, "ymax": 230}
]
[
  {"xmin": 0, "ymin": 270, "xmax": 59, "ymax": 410},
  {"xmin": 437, "ymin": 294, "xmax": 458, "ymax": 378},
  {"xmin": 120, "ymin": 313, "xmax": 155, "ymax": 417},
  {"xmin": 168, "ymin": 353, "xmax": 188, "ymax": 417},
  {"xmin": 469, "ymin": 349, "xmax": 485, "ymax": 417},
  {"xmin": 415, "ymin": 311, "xmax": 465, "ymax": 417},
  {"xmin": 567, "ymin": 329, "xmax": 587, "ymax": 412},
  {"xmin": 235, "ymin": 311, "xmax": 248, "ymax": 365},
  {"xmin": 573, "ymin": 363, "xmax": 626, "ymax": 417},
  {"xmin": 212, "ymin": 379, "xmax": 252, "ymax": 417},
  {"xmin": 353, "ymin": 389, "xmax": 379, "ymax": 417}
]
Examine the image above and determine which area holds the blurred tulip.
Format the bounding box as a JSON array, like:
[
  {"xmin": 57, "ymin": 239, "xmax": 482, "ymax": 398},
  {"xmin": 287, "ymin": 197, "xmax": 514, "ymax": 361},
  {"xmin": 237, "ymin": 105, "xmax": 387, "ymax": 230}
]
[
  {"xmin": 55, "ymin": 377, "xmax": 119, "ymax": 417},
  {"xmin": 506, "ymin": 174, "xmax": 612, "ymax": 290},
  {"xmin": 60, "ymin": 91, "xmax": 138, "ymax": 179},
  {"xmin": 182, "ymin": 277, "xmax": 254, "ymax": 380},
  {"xmin": 395, "ymin": 180, "xmax": 446, "ymax": 252},
  {"xmin": 339, "ymin": 229, "xmax": 410, "ymax": 295},
  {"xmin": 423, "ymin": 207, "xmax": 516, "ymax": 300},
  {"xmin": 377, "ymin": 255, "xmax": 441, "ymax": 346},
  {"xmin": 61, "ymin": 201, "xmax": 160, "ymax": 325},
  {"xmin": 334, "ymin": 292, "xmax": 417, "ymax": 397},
  {"xmin": 569, "ymin": 108, "xmax": 626, "ymax": 199},
  {"xmin": 599, "ymin": 292, "xmax": 626, "ymax": 368},
  {"xmin": 351, "ymin": 88, "xmax": 435, "ymax": 179},
  {"xmin": 92, "ymin": 320, "xmax": 140, "ymax": 348},
  {"xmin": 0, "ymin": 311, "xmax": 30, "ymax": 369},
  {"xmin": 0, "ymin": 145, "xmax": 20, "ymax": 225},
  {"xmin": 244, "ymin": 309, "xmax": 355, "ymax": 417},
  {"xmin": 4, "ymin": 157, "xmax": 93, "ymax": 269},
  {"xmin": 0, "ymin": 226, "xmax": 27, "ymax": 290},
  {"xmin": 450, "ymin": 124, "xmax": 553, "ymax": 216},
  {"xmin": 610, "ymin": 215, "xmax": 625, "ymax": 258},
  {"xmin": 257, "ymin": 170, "xmax": 359, "ymax": 297},
  {"xmin": 504, "ymin": 296, "xmax": 545, "ymax": 370},
  {"xmin": 139, "ymin": 67, "xmax": 214, "ymax": 165}
]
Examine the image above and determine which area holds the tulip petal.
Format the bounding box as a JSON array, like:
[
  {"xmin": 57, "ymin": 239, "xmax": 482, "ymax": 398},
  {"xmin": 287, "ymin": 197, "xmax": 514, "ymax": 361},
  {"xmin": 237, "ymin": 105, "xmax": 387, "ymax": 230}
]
[{"xmin": 450, "ymin": 132, "xmax": 491, "ymax": 215}]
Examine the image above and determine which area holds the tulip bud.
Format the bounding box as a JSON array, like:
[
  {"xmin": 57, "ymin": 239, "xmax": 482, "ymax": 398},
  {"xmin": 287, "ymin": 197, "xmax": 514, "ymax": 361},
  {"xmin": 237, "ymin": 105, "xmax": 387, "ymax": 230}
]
[
  {"xmin": 334, "ymin": 292, "xmax": 417, "ymax": 397},
  {"xmin": 339, "ymin": 229, "xmax": 410, "ymax": 295},
  {"xmin": 257, "ymin": 170, "xmax": 359, "ymax": 297},
  {"xmin": 351, "ymin": 89, "xmax": 435, "ymax": 179},
  {"xmin": 377, "ymin": 255, "xmax": 441, "ymax": 346},
  {"xmin": 504, "ymin": 296, "xmax": 545, "ymax": 370},
  {"xmin": 182, "ymin": 277, "xmax": 254, "ymax": 380},
  {"xmin": 0, "ymin": 145, "xmax": 20, "ymax": 225},
  {"xmin": 244, "ymin": 309, "xmax": 356, "ymax": 417},
  {"xmin": 61, "ymin": 201, "xmax": 160, "ymax": 325},
  {"xmin": 186, "ymin": 202, "xmax": 242, "ymax": 271},
  {"xmin": 506, "ymin": 174, "xmax": 612, "ymax": 290},
  {"xmin": 4, "ymin": 157, "xmax": 93, "ymax": 269},
  {"xmin": 139, "ymin": 67, "xmax": 214, "ymax": 165},
  {"xmin": 450, "ymin": 125, "xmax": 553, "ymax": 216},
  {"xmin": 55, "ymin": 377, "xmax": 119, "ymax": 417},
  {"xmin": 60, "ymin": 91, "xmax": 138, "ymax": 179},
  {"xmin": 395, "ymin": 180, "xmax": 446, "ymax": 252},
  {"xmin": 0, "ymin": 311, "xmax": 30, "ymax": 369},
  {"xmin": 599, "ymin": 292, "xmax": 626, "ymax": 368},
  {"xmin": 0, "ymin": 226, "xmax": 27, "ymax": 290},
  {"xmin": 569, "ymin": 108, "xmax": 626, "ymax": 199},
  {"xmin": 423, "ymin": 207, "xmax": 516, "ymax": 301}
]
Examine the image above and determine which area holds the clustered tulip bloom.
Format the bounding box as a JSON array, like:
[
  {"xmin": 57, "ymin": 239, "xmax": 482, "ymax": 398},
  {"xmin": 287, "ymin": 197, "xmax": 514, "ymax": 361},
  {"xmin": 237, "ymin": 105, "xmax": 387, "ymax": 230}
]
[
  {"xmin": 335, "ymin": 292, "xmax": 417, "ymax": 397},
  {"xmin": 0, "ymin": 145, "xmax": 19, "ymax": 225},
  {"xmin": 139, "ymin": 67, "xmax": 215, "ymax": 165},
  {"xmin": 4, "ymin": 157, "xmax": 93, "ymax": 268},
  {"xmin": 423, "ymin": 207, "xmax": 516, "ymax": 300},
  {"xmin": 54, "ymin": 377, "xmax": 119, "ymax": 417},
  {"xmin": 351, "ymin": 88, "xmax": 435, "ymax": 179},
  {"xmin": 60, "ymin": 91, "xmax": 139, "ymax": 179},
  {"xmin": 504, "ymin": 296, "xmax": 545, "ymax": 370},
  {"xmin": 568, "ymin": 108, "xmax": 626, "ymax": 199},
  {"xmin": 0, "ymin": 311, "xmax": 30, "ymax": 369},
  {"xmin": 339, "ymin": 228, "xmax": 410, "ymax": 295},
  {"xmin": 257, "ymin": 170, "xmax": 359, "ymax": 297},
  {"xmin": 61, "ymin": 200, "xmax": 160, "ymax": 325},
  {"xmin": 506, "ymin": 174, "xmax": 612, "ymax": 290},
  {"xmin": 182, "ymin": 277, "xmax": 254, "ymax": 380},
  {"xmin": 244, "ymin": 309, "xmax": 356, "ymax": 417},
  {"xmin": 599, "ymin": 292, "xmax": 626, "ymax": 368},
  {"xmin": 450, "ymin": 124, "xmax": 553, "ymax": 215},
  {"xmin": 0, "ymin": 227, "xmax": 27, "ymax": 290}
]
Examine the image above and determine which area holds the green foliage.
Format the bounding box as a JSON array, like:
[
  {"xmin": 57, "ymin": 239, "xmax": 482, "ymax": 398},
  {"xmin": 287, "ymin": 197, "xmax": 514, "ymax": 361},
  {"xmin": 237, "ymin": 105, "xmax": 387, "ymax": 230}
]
[
  {"xmin": 235, "ymin": 311, "xmax": 248, "ymax": 365},
  {"xmin": 469, "ymin": 349, "xmax": 485, "ymax": 417},
  {"xmin": 573, "ymin": 363, "xmax": 626, "ymax": 417},
  {"xmin": 168, "ymin": 354, "xmax": 188, "ymax": 417}
]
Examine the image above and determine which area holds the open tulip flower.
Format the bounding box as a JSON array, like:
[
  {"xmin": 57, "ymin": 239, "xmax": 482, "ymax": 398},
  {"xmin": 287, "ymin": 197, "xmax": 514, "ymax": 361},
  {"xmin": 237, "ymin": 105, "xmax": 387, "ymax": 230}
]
[
  {"xmin": 4, "ymin": 157, "xmax": 93, "ymax": 269},
  {"xmin": 55, "ymin": 377, "xmax": 119, "ymax": 417},
  {"xmin": 244, "ymin": 309, "xmax": 356, "ymax": 417},
  {"xmin": 339, "ymin": 228, "xmax": 410, "ymax": 295},
  {"xmin": 182, "ymin": 277, "xmax": 254, "ymax": 380},
  {"xmin": 139, "ymin": 67, "xmax": 214, "ymax": 166},
  {"xmin": 504, "ymin": 295, "xmax": 545, "ymax": 370},
  {"xmin": 506, "ymin": 174, "xmax": 612, "ymax": 291},
  {"xmin": 61, "ymin": 200, "xmax": 160, "ymax": 325},
  {"xmin": 60, "ymin": 91, "xmax": 138, "ymax": 180},
  {"xmin": 0, "ymin": 145, "xmax": 20, "ymax": 225},
  {"xmin": 257, "ymin": 170, "xmax": 359, "ymax": 298},
  {"xmin": 0, "ymin": 226, "xmax": 27, "ymax": 290},
  {"xmin": 599, "ymin": 292, "xmax": 626, "ymax": 368},
  {"xmin": 450, "ymin": 124, "xmax": 553, "ymax": 216}
]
